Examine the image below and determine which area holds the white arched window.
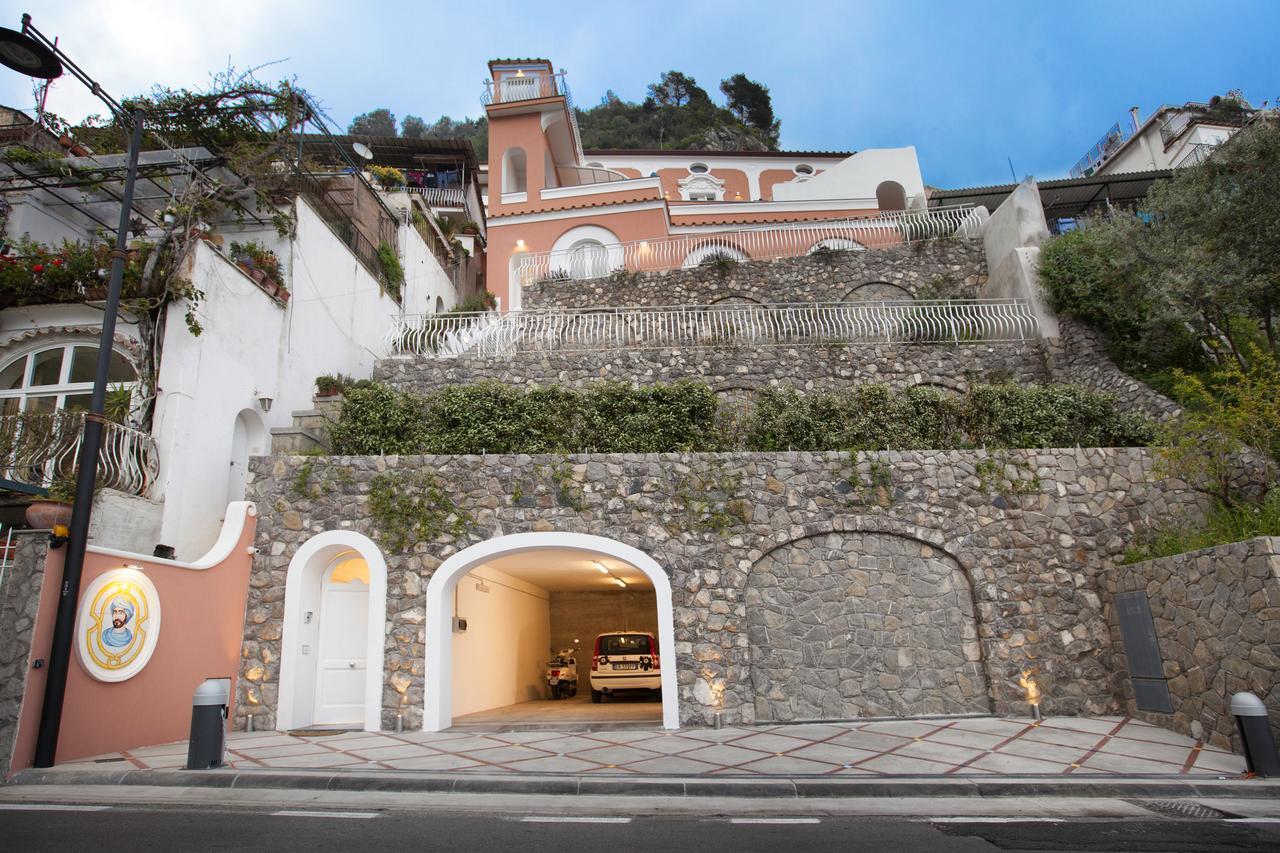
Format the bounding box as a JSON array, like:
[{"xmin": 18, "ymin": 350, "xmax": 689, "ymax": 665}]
[
  {"xmin": 502, "ymin": 147, "xmax": 527, "ymax": 194},
  {"xmin": 568, "ymin": 239, "xmax": 609, "ymax": 280},
  {"xmin": 0, "ymin": 343, "xmax": 138, "ymax": 416}
]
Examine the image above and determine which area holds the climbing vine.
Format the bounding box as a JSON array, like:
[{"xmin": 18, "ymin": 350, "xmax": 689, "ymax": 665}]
[
  {"xmin": 975, "ymin": 451, "xmax": 1043, "ymax": 499},
  {"xmin": 661, "ymin": 460, "xmax": 748, "ymax": 535},
  {"xmin": 838, "ymin": 450, "xmax": 896, "ymax": 507},
  {"xmin": 368, "ymin": 471, "xmax": 473, "ymax": 551}
]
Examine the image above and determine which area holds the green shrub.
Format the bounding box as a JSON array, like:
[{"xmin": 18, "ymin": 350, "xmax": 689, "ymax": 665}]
[
  {"xmin": 1121, "ymin": 489, "xmax": 1280, "ymax": 563},
  {"xmin": 376, "ymin": 241, "xmax": 404, "ymax": 301},
  {"xmin": 331, "ymin": 380, "xmax": 722, "ymax": 455},
  {"xmin": 327, "ymin": 383, "xmax": 428, "ymax": 455},
  {"xmin": 744, "ymin": 383, "xmax": 1153, "ymax": 451}
]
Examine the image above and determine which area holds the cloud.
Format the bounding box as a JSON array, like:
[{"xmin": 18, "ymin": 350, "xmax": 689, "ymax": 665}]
[{"xmin": 0, "ymin": 0, "xmax": 328, "ymax": 121}]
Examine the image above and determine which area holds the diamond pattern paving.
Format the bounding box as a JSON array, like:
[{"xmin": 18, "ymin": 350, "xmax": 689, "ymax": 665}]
[{"xmin": 68, "ymin": 715, "xmax": 1248, "ymax": 778}]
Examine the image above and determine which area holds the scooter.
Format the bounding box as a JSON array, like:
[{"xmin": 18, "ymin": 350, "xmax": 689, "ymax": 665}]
[{"xmin": 546, "ymin": 648, "xmax": 578, "ymax": 700}]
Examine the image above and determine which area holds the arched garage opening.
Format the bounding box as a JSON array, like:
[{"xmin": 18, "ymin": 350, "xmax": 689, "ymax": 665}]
[
  {"xmin": 424, "ymin": 532, "xmax": 679, "ymax": 731},
  {"xmin": 747, "ymin": 530, "xmax": 990, "ymax": 722}
]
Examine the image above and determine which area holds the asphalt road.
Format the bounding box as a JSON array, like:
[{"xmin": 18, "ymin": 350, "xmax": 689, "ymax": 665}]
[{"xmin": 2, "ymin": 804, "xmax": 1279, "ymax": 852}]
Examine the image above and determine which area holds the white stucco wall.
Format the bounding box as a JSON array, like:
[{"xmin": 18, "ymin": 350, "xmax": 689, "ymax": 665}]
[
  {"xmin": 152, "ymin": 197, "xmax": 440, "ymax": 558},
  {"xmin": 771, "ymin": 147, "xmax": 926, "ymax": 206},
  {"xmin": 450, "ymin": 566, "xmax": 550, "ymax": 718}
]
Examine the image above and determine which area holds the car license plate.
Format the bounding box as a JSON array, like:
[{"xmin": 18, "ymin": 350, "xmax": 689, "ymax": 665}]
[
  {"xmin": 548, "ymin": 677, "xmax": 558, "ymax": 684},
  {"xmin": 613, "ymin": 662, "xmax": 639, "ymax": 670}
]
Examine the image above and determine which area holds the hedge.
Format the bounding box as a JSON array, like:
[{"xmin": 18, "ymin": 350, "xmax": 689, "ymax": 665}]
[{"xmin": 328, "ymin": 380, "xmax": 1156, "ymax": 456}]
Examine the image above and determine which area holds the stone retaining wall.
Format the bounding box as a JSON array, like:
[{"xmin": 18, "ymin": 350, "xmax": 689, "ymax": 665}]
[
  {"xmin": 375, "ymin": 342, "xmax": 1048, "ymax": 398},
  {"xmin": 0, "ymin": 533, "xmax": 49, "ymax": 779},
  {"xmin": 1106, "ymin": 536, "xmax": 1280, "ymax": 752},
  {"xmin": 240, "ymin": 448, "xmax": 1208, "ymax": 730},
  {"xmin": 522, "ymin": 240, "xmax": 988, "ymax": 310},
  {"xmin": 1045, "ymin": 319, "xmax": 1181, "ymax": 422}
]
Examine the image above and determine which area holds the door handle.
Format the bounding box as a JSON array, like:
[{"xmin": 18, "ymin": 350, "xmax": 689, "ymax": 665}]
[{"xmin": 348, "ymin": 662, "xmax": 356, "ymax": 668}]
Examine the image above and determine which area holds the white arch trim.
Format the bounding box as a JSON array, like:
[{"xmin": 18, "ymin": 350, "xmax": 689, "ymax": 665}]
[
  {"xmin": 424, "ymin": 532, "xmax": 679, "ymax": 731},
  {"xmin": 277, "ymin": 530, "xmax": 388, "ymax": 732}
]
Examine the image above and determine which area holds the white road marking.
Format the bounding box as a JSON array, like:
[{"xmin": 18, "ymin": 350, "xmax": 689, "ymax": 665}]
[
  {"xmin": 0, "ymin": 803, "xmax": 111, "ymax": 812},
  {"xmin": 730, "ymin": 817, "xmax": 822, "ymax": 825},
  {"xmin": 930, "ymin": 817, "xmax": 1066, "ymax": 823},
  {"xmin": 1232, "ymin": 818, "xmax": 1280, "ymax": 824},
  {"xmin": 520, "ymin": 816, "xmax": 633, "ymax": 824},
  {"xmin": 270, "ymin": 810, "xmax": 380, "ymax": 819}
]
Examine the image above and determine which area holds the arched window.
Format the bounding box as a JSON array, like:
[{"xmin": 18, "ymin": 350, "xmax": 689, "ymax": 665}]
[
  {"xmin": 875, "ymin": 180, "xmax": 907, "ymax": 211},
  {"xmin": 568, "ymin": 239, "xmax": 609, "ymax": 280},
  {"xmin": 502, "ymin": 147, "xmax": 527, "ymax": 194},
  {"xmin": 435, "ymin": 296, "xmax": 445, "ymax": 313},
  {"xmin": 0, "ymin": 343, "xmax": 137, "ymax": 416}
]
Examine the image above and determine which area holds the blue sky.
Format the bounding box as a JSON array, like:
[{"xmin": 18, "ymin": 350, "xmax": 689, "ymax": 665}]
[{"xmin": 2, "ymin": 0, "xmax": 1276, "ymax": 187}]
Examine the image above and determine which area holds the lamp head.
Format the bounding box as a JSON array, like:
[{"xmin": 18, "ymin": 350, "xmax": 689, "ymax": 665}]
[{"xmin": 0, "ymin": 26, "xmax": 62, "ymax": 79}]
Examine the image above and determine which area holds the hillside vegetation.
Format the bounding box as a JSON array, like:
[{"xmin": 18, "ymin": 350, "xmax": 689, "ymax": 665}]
[{"xmin": 347, "ymin": 69, "xmax": 780, "ymax": 160}]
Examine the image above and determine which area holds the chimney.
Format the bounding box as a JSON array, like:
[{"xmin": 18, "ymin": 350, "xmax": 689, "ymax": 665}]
[{"xmin": 1129, "ymin": 106, "xmax": 1141, "ymax": 133}]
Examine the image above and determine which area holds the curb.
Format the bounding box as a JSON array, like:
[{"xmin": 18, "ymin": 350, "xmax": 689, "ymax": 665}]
[{"xmin": 9, "ymin": 768, "xmax": 1278, "ymax": 799}]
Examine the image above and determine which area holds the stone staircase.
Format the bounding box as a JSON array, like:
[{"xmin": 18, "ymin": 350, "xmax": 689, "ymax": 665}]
[{"xmin": 269, "ymin": 396, "xmax": 342, "ymax": 454}]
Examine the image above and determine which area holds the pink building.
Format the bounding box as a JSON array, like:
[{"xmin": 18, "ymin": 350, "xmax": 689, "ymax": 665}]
[{"xmin": 480, "ymin": 59, "xmax": 943, "ymax": 310}]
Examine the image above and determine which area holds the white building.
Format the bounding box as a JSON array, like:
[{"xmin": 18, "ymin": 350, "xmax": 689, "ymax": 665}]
[
  {"xmin": 1070, "ymin": 96, "xmax": 1257, "ymax": 178},
  {"xmin": 0, "ymin": 110, "xmax": 483, "ymax": 558}
]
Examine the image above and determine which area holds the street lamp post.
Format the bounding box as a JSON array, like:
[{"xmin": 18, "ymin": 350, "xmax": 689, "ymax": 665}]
[{"xmin": 0, "ymin": 14, "xmax": 147, "ymax": 768}]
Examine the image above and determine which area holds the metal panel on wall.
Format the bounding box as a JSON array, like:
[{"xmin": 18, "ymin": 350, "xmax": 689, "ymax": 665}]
[{"xmin": 1114, "ymin": 591, "xmax": 1174, "ymax": 713}]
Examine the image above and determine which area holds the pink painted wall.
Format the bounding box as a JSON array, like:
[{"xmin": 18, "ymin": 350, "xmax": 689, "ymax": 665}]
[{"xmin": 8, "ymin": 509, "xmax": 256, "ymax": 772}]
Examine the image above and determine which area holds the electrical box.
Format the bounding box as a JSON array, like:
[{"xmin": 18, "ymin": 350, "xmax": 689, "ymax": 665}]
[{"xmin": 452, "ymin": 617, "xmax": 468, "ymax": 633}]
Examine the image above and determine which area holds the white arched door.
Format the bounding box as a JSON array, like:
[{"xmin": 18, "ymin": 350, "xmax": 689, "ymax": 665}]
[{"xmin": 313, "ymin": 555, "xmax": 371, "ymax": 725}]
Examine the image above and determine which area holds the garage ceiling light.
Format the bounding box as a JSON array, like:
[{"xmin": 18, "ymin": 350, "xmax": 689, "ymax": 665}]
[
  {"xmin": 612, "ymin": 577, "xmax": 627, "ymax": 588},
  {"xmin": 593, "ymin": 561, "xmax": 609, "ymax": 574}
]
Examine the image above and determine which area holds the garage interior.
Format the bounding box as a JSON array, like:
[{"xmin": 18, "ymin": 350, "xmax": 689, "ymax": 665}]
[{"xmin": 449, "ymin": 548, "xmax": 661, "ymax": 728}]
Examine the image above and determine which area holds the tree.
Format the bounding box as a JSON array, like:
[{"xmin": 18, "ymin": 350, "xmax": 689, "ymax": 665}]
[
  {"xmin": 348, "ymin": 108, "xmax": 396, "ymax": 136},
  {"xmin": 647, "ymin": 71, "xmax": 709, "ymax": 108},
  {"xmin": 720, "ymin": 73, "xmax": 777, "ymax": 137},
  {"xmin": 401, "ymin": 114, "xmax": 427, "ymax": 138}
]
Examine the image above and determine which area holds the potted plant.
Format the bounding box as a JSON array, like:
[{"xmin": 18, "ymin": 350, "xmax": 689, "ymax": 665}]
[
  {"xmin": 25, "ymin": 474, "xmax": 78, "ymax": 529},
  {"xmin": 315, "ymin": 373, "xmax": 352, "ymax": 398}
]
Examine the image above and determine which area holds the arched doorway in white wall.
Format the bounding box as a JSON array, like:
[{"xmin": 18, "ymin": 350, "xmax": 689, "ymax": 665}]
[
  {"xmin": 277, "ymin": 531, "xmax": 387, "ymax": 731},
  {"xmin": 424, "ymin": 532, "xmax": 679, "ymax": 731},
  {"xmin": 225, "ymin": 409, "xmax": 267, "ymax": 513}
]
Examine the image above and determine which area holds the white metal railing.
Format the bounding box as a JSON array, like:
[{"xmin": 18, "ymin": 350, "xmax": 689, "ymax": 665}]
[
  {"xmin": 0, "ymin": 411, "xmax": 159, "ymax": 497},
  {"xmin": 399, "ymin": 185, "xmax": 466, "ymax": 207},
  {"xmin": 387, "ymin": 299, "xmax": 1038, "ymax": 358},
  {"xmin": 1174, "ymin": 142, "xmax": 1217, "ymax": 169},
  {"xmin": 513, "ymin": 205, "xmax": 986, "ymax": 286},
  {"xmin": 481, "ymin": 70, "xmax": 583, "ymax": 161}
]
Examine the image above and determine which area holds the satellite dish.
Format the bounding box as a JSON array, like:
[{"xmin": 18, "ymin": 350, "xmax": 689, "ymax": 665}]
[
  {"xmin": 0, "ymin": 27, "xmax": 63, "ymax": 79},
  {"xmin": 352, "ymin": 142, "xmax": 374, "ymax": 161}
]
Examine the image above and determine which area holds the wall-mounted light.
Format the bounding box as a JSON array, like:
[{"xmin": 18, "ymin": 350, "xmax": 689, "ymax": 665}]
[
  {"xmin": 593, "ymin": 561, "xmax": 609, "ymax": 574},
  {"xmin": 515, "ymin": 239, "xmax": 526, "ymax": 250},
  {"xmin": 257, "ymin": 395, "xmax": 273, "ymax": 413}
]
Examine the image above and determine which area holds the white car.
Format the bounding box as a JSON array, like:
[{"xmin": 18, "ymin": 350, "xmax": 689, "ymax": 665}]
[{"xmin": 589, "ymin": 631, "xmax": 661, "ymax": 702}]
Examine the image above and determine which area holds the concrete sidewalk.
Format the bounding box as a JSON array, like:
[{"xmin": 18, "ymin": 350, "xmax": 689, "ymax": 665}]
[{"xmin": 39, "ymin": 715, "xmax": 1252, "ymax": 780}]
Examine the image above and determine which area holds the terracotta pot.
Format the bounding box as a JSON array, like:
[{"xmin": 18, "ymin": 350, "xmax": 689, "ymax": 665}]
[
  {"xmin": 249, "ymin": 268, "xmax": 267, "ymax": 283},
  {"xmin": 25, "ymin": 500, "xmax": 73, "ymax": 529}
]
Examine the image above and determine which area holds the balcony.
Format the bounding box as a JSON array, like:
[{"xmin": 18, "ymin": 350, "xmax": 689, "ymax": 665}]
[
  {"xmin": 0, "ymin": 410, "xmax": 160, "ymax": 498},
  {"xmin": 482, "ymin": 71, "xmax": 568, "ymax": 106},
  {"xmin": 513, "ymin": 205, "xmax": 986, "ymax": 286},
  {"xmin": 386, "ymin": 298, "xmax": 1038, "ymax": 359},
  {"xmin": 482, "ymin": 70, "xmax": 584, "ymax": 161},
  {"xmin": 400, "ymin": 185, "xmax": 466, "ymax": 208}
]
